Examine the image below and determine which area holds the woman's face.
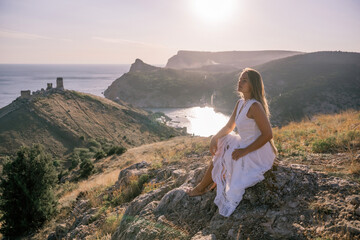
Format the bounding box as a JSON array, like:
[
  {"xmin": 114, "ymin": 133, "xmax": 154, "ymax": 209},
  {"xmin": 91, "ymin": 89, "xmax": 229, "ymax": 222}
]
[{"xmin": 238, "ymin": 72, "xmax": 252, "ymax": 94}]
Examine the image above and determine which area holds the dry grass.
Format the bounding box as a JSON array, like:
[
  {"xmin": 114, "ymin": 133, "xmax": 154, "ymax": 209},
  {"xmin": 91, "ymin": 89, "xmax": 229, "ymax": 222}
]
[
  {"xmin": 54, "ymin": 136, "xmax": 209, "ymax": 223},
  {"xmin": 274, "ymin": 110, "xmax": 360, "ymax": 182},
  {"xmin": 59, "ymin": 169, "xmax": 120, "ymax": 207},
  {"xmin": 274, "ymin": 110, "xmax": 360, "ymax": 155},
  {"xmin": 41, "ymin": 136, "xmax": 210, "ymax": 239}
]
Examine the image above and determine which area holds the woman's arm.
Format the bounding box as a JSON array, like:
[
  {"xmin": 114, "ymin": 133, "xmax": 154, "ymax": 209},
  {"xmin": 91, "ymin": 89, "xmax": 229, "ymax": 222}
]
[
  {"xmin": 210, "ymin": 100, "xmax": 240, "ymax": 155},
  {"xmin": 231, "ymin": 102, "xmax": 273, "ymax": 160}
]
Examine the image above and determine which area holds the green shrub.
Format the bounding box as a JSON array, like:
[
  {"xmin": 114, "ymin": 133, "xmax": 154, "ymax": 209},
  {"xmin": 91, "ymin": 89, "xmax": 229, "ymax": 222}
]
[
  {"xmin": 94, "ymin": 150, "xmax": 106, "ymax": 160},
  {"xmin": 87, "ymin": 139, "xmax": 101, "ymax": 149},
  {"xmin": 107, "ymin": 146, "xmax": 127, "ymax": 156},
  {"xmin": 79, "ymin": 159, "xmax": 95, "ymax": 179},
  {"xmin": 0, "ymin": 144, "xmax": 58, "ymax": 238},
  {"xmin": 111, "ymin": 174, "xmax": 149, "ymax": 206},
  {"xmin": 312, "ymin": 137, "xmax": 337, "ymax": 153},
  {"xmin": 69, "ymin": 152, "xmax": 81, "ymax": 170},
  {"xmin": 74, "ymin": 148, "xmax": 93, "ymax": 161}
]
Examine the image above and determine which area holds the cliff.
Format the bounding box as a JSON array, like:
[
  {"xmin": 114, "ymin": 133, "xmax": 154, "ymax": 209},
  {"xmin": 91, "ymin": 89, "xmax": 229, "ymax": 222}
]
[
  {"xmin": 104, "ymin": 59, "xmax": 221, "ymax": 108},
  {"xmin": 129, "ymin": 58, "xmax": 160, "ymax": 72},
  {"xmin": 165, "ymin": 50, "xmax": 303, "ymax": 70}
]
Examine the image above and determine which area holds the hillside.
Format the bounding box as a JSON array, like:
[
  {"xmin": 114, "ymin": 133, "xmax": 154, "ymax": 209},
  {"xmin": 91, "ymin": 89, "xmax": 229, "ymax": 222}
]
[
  {"xmin": 105, "ymin": 51, "xmax": 360, "ymax": 126},
  {"xmin": 258, "ymin": 51, "xmax": 360, "ymax": 125},
  {"xmin": 166, "ymin": 50, "xmax": 302, "ymax": 70},
  {"xmin": 30, "ymin": 111, "xmax": 360, "ymax": 240},
  {"xmin": 0, "ymin": 89, "xmax": 182, "ymax": 157}
]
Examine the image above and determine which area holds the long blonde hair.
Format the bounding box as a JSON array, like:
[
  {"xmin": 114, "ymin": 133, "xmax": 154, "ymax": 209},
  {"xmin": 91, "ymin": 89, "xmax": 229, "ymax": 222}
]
[{"xmin": 240, "ymin": 67, "xmax": 278, "ymax": 155}]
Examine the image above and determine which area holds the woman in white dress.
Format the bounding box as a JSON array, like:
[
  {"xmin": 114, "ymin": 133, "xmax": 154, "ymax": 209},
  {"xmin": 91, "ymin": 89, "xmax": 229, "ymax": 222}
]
[{"xmin": 186, "ymin": 67, "xmax": 277, "ymax": 217}]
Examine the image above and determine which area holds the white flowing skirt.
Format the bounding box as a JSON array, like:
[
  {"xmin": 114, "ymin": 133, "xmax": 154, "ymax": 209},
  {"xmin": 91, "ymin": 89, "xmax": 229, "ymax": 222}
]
[{"xmin": 211, "ymin": 133, "xmax": 275, "ymax": 217}]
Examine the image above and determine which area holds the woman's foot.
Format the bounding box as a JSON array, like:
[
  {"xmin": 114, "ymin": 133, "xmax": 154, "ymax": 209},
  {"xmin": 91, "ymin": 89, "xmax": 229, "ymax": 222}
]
[
  {"xmin": 209, "ymin": 182, "xmax": 217, "ymax": 191},
  {"xmin": 185, "ymin": 186, "xmax": 207, "ymax": 197}
]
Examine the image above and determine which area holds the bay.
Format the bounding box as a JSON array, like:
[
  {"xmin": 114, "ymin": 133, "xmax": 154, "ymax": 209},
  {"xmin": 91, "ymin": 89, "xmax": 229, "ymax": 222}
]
[{"xmin": 147, "ymin": 107, "xmax": 230, "ymax": 137}]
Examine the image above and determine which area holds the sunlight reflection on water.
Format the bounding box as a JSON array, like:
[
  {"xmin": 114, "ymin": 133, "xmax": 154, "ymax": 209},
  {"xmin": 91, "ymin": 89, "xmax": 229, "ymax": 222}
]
[{"xmin": 147, "ymin": 106, "xmax": 230, "ymax": 137}]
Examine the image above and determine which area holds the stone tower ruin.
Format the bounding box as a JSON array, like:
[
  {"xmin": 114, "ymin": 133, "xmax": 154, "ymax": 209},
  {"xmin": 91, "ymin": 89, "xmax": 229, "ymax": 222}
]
[
  {"xmin": 47, "ymin": 83, "xmax": 53, "ymax": 90},
  {"xmin": 20, "ymin": 90, "xmax": 31, "ymax": 98},
  {"xmin": 56, "ymin": 77, "xmax": 64, "ymax": 89}
]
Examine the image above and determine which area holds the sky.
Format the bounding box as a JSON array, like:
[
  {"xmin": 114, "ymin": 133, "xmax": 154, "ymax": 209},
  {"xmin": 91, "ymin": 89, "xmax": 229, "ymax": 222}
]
[{"xmin": 0, "ymin": 0, "xmax": 359, "ymax": 64}]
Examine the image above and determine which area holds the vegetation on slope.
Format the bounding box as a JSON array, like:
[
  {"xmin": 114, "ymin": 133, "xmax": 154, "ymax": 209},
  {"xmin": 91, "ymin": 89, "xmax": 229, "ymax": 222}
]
[
  {"xmin": 0, "ymin": 90, "xmax": 182, "ymax": 158},
  {"xmin": 274, "ymin": 110, "xmax": 360, "ymax": 179}
]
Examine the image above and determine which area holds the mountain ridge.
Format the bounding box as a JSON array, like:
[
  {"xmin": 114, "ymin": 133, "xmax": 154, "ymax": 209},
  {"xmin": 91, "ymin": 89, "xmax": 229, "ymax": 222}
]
[
  {"xmin": 105, "ymin": 51, "xmax": 360, "ymax": 125},
  {"xmin": 166, "ymin": 50, "xmax": 303, "ymax": 70}
]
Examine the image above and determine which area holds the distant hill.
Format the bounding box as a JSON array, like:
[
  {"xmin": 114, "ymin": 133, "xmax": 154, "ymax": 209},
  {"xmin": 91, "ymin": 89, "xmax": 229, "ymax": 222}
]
[
  {"xmin": 105, "ymin": 51, "xmax": 360, "ymax": 126},
  {"xmin": 165, "ymin": 50, "xmax": 302, "ymax": 70},
  {"xmin": 0, "ymin": 90, "xmax": 182, "ymax": 157},
  {"xmin": 214, "ymin": 51, "xmax": 360, "ymax": 125},
  {"xmin": 104, "ymin": 59, "xmax": 221, "ymax": 108}
]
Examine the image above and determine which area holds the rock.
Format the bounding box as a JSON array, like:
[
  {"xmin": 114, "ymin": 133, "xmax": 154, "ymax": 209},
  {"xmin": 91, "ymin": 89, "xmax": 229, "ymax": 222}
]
[
  {"xmin": 172, "ymin": 169, "xmax": 187, "ymax": 185},
  {"xmin": 288, "ymin": 201, "xmax": 300, "ymax": 208},
  {"xmin": 346, "ymin": 195, "xmax": 360, "ymax": 205},
  {"xmin": 355, "ymin": 207, "xmax": 360, "ymax": 216},
  {"xmin": 47, "ymin": 223, "xmax": 68, "ymax": 240},
  {"xmin": 316, "ymin": 226, "xmax": 325, "ymax": 234},
  {"xmin": 191, "ymin": 231, "xmax": 216, "ymax": 240},
  {"xmin": 347, "ymin": 221, "xmax": 360, "ymax": 235},
  {"xmin": 113, "ymin": 160, "xmax": 360, "ymax": 239},
  {"xmin": 80, "ymin": 214, "xmax": 92, "ymax": 225},
  {"xmin": 49, "ymin": 158, "xmax": 360, "ymax": 240},
  {"xmin": 115, "ymin": 161, "xmax": 150, "ymax": 189}
]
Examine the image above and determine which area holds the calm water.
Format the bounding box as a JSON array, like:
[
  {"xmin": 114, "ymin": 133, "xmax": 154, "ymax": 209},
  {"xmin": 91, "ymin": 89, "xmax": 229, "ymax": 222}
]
[
  {"xmin": 148, "ymin": 107, "xmax": 229, "ymax": 137},
  {"xmin": 0, "ymin": 64, "xmax": 229, "ymax": 137},
  {"xmin": 0, "ymin": 64, "xmax": 130, "ymax": 108}
]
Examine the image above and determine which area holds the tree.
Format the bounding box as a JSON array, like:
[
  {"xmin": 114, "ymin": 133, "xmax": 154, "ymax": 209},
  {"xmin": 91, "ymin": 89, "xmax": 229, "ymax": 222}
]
[{"xmin": 0, "ymin": 144, "xmax": 58, "ymax": 238}]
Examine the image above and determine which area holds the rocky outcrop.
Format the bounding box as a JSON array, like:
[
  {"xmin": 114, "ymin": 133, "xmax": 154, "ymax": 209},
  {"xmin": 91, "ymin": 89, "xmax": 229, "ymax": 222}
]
[
  {"xmin": 46, "ymin": 152, "xmax": 360, "ymax": 239},
  {"xmin": 129, "ymin": 59, "xmax": 159, "ymax": 73},
  {"xmin": 110, "ymin": 160, "xmax": 360, "ymax": 239}
]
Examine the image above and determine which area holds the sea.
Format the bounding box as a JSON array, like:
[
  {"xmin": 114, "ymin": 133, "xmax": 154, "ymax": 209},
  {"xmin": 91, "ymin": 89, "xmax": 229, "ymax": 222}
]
[{"xmin": 0, "ymin": 64, "xmax": 229, "ymax": 136}]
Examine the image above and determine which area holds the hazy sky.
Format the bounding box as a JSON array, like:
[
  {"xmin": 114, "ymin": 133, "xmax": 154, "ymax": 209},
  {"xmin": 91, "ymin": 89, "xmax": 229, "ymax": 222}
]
[{"xmin": 0, "ymin": 0, "xmax": 359, "ymax": 64}]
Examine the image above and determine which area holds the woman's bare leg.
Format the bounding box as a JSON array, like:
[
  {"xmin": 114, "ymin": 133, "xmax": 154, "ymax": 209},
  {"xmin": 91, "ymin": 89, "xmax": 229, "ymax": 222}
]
[{"xmin": 186, "ymin": 161, "xmax": 215, "ymax": 196}]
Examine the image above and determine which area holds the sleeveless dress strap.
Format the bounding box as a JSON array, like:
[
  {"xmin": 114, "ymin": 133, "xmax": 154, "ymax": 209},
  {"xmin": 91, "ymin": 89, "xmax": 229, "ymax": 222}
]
[{"xmin": 242, "ymin": 99, "xmax": 258, "ymax": 117}]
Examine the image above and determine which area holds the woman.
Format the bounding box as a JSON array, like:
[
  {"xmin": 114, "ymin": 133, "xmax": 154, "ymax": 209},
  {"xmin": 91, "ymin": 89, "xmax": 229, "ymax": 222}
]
[{"xmin": 186, "ymin": 68, "xmax": 277, "ymax": 217}]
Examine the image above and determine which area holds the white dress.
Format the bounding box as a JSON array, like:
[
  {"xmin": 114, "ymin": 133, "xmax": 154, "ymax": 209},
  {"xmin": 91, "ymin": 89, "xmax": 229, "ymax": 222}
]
[{"xmin": 211, "ymin": 99, "xmax": 276, "ymax": 217}]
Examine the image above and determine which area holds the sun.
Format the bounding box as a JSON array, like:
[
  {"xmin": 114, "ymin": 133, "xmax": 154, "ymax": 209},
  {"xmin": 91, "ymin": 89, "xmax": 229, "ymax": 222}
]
[{"xmin": 191, "ymin": 0, "xmax": 236, "ymax": 23}]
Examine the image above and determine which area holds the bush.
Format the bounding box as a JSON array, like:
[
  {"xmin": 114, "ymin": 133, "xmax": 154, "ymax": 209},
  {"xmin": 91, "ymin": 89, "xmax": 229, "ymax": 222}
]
[
  {"xmin": 0, "ymin": 144, "xmax": 58, "ymax": 237},
  {"xmin": 79, "ymin": 158, "xmax": 95, "ymax": 179},
  {"xmin": 69, "ymin": 152, "xmax": 81, "ymax": 170},
  {"xmin": 111, "ymin": 174, "xmax": 149, "ymax": 206},
  {"xmin": 94, "ymin": 150, "xmax": 106, "ymax": 160},
  {"xmin": 87, "ymin": 139, "xmax": 101, "ymax": 149},
  {"xmin": 74, "ymin": 148, "xmax": 93, "ymax": 161},
  {"xmin": 312, "ymin": 137, "xmax": 337, "ymax": 153},
  {"xmin": 107, "ymin": 146, "xmax": 127, "ymax": 156}
]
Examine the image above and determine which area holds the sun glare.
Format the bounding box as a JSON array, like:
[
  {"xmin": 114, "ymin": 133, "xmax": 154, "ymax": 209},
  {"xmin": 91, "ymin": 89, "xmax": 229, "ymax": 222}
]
[{"xmin": 191, "ymin": 0, "xmax": 236, "ymax": 23}]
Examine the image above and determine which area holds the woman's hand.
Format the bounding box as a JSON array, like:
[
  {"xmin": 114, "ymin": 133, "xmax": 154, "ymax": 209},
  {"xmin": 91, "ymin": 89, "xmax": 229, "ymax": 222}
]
[
  {"xmin": 209, "ymin": 137, "xmax": 218, "ymax": 156},
  {"xmin": 232, "ymin": 148, "xmax": 248, "ymax": 160}
]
